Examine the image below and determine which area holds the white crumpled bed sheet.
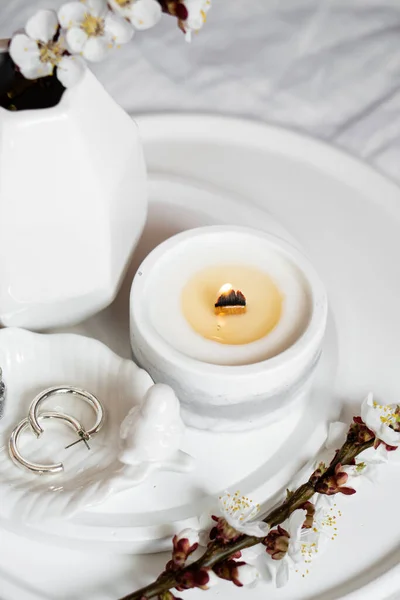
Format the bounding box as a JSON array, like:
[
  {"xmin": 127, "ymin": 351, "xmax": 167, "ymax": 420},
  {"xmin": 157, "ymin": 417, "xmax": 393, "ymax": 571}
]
[{"xmin": 1, "ymin": 0, "xmax": 400, "ymax": 183}]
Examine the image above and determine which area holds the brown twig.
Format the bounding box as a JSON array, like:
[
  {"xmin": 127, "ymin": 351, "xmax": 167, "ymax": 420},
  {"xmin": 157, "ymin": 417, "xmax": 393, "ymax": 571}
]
[{"xmin": 120, "ymin": 435, "xmax": 374, "ymax": 600}]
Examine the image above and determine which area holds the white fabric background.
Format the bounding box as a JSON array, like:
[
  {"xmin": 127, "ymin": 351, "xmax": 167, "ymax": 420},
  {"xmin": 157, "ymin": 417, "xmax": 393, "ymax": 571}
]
[{"xmin": 2, "ymin": 0, "xmax": 400, "ymax": 183}]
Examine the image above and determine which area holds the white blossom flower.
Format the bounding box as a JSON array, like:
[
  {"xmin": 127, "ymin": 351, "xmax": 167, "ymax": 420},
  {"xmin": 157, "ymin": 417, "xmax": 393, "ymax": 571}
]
[
  {"xmin": 361, "ymin": 393, "xmax": 400, "ymax": 447},
  {"xmin": 58, "ymin": 0, "xmax": 133, "ymax": 63},
  {"xmin": 109, "ymin": 0, "xmax": 162, "ymax": 30},
  {"xmin": 264, "ymin": 502, "xmax": 341, "ymax": 587},
  {"xmin": 324, "ymin": 415, "xmax": 398, "ymax": 485},
  {"xmin": 272, "ymin": 509, "xmax": 307, "ymax": 588},
  {"xmin": 297, "ymin": 503, "xmax": 333, "ymax": 562},
  {"xmin": 340, "ymin": 442, "xmax": 390, "ymax": 486},
  {"xmin": 218, "ymin": 491, "xmax": 270, "ymax": 537},
  {"xmin": 183, "ymin": 0, "xmax": 212, "ymax": 42},
  {"xmin": 9, "ymin": 10, "xmax": 85, "ymax": 87}
]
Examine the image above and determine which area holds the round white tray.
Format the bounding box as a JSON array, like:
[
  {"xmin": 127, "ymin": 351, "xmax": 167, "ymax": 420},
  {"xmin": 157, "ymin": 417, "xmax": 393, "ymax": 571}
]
[
  {"xmin": 0, "ymin": 176, "xmax": 337, "ymax": 553},
  {"xmin": 1, "ymin": 115, "xmax": 399, "ymax": 600}
]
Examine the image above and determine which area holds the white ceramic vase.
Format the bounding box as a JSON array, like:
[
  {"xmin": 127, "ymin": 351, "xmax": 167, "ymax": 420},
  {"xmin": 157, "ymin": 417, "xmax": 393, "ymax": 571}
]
[{"xmin": 0, "ymin": 70, "xmax": 147, "ymax": 330}]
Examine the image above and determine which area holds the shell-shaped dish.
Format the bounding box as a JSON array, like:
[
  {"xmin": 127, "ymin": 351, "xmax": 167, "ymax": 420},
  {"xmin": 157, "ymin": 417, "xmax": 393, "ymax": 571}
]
[{"xmin": 0, "ymin": 328, "xmax": 190, "ymax": 522}]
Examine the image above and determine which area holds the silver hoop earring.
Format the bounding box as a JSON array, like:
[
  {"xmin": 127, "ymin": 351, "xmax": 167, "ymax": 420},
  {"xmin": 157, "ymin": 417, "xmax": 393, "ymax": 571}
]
[
  {"xmin": 28, "ymin": 386, "xmax": 105, "ymax": 440},
  {"xmin": 9, "ymin": 411, "xmax": 86, "ymax": 475}
]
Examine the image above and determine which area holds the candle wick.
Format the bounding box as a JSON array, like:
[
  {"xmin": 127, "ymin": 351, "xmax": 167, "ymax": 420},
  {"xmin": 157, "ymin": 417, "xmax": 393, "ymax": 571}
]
[{"xmin": 215, "ymin": 288, "xmax": 246, "ymax": 315}]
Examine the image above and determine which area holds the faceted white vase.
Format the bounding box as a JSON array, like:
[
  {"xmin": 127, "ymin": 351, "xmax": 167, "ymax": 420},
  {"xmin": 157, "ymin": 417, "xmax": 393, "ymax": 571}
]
[{"xmin": 0, "ymin": 70, "xmax": 147, "ymax": 330}]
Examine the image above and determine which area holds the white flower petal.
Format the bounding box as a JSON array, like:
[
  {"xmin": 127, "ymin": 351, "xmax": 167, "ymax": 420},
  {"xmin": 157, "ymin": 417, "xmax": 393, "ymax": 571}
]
[
  {"xmin": 275, "ymin": 557, "xmax": 290, "ymax": 588},
  {"xmin": 242, "ymin": 547, "xmax": 272, "ymax": 583},
  {"xmin": 363, "ymin": 392, "xmax": 375, "ymax": 410},
  {"xmin": 186, "ymin": 0, "xmax": 210, "ymax": 28},
  {"xmin": 20, "ymin": 61, "xmax": 54, "ymax": 80},
  {"xmin": 242, "ymin": 545, "xmax": 264, "ymax": 561},
  {"xmin": 361, "ymin": 393, "xmax": 381, "ymax": 430},
  {"xmin": 289, "ymin": 545, "xmax": 304, "ymax": 564},
  {"xmin": 82, "ymin": 35, "xmax": 110, "ymax": 61},
  {"xmin": 85, "ymin": 0, "xmax": 108, "ymax": 18},
  {"xmin": 287, "ymin": 509, "xmax": 307, "ymax": 542},
  {"xmin": 361, "ymin": 445, "xmax": 388, "ymax": 464},
  {"xmin": 236, "ymin": 564, "xmax": 259, "ymax": 586},
  {"xmin": 56, "ymin": 55, "xmax": 85, "ymax": 87},
  {"xmin": 196, "ymin": 0, "xmax": 211, "ymax": 13},
  {"xmin": 379, "ymin": 426, "xmax": 400, "ymax": 447},
  {"xmin": 104, "ymin": 12, "xmax": 134, "ymax": 44},
  {"xmin": 235, "ymin": 521, "xmax": 270, "ymax": 538},
  {"xmin": 25, "ymin": 10, "xmax": 58, "ymax": 43},
  {"xmin": 314, "ymin": 493, "xmax": 335, "ymax": 511},
  {"xmin": 108, "ymin": 0, "xmax": 130, "ymax": 18},
  {"xmin": 58, "ymin": 2, "xmax": 87, "ymax": 29},
  {"xmin": 129, "ymin": 0, "xmax": 162, "ymax": 30},
  {"xmin": 66, "ymin": 28, "xmax": 88, "ymax": 53},
  {"xmin": 325, "ymin": 422, "xmax": 348, "ymax": 450},
  {"xmin": 198, "ymin": 510, "xmax": 214, "ymax": 530},
  {"xmin": 197, "ymin": 511, "xmax": 214, "ymax": 545},
  {"xmin": 9, "ymin": 34, "xmax": 40, "ymax": 70},
  {"xmin": 368, "ymin": 411, "xmax": 383, "ymax": 433},
  {"xmin": 340, "ymin": 465, "xmax": 364, "ymax": 491},
  {"xmin": 186, "ymin": 14, "xmax": 204, "ymax": 31},
  {"xmin": 175, "ymin": 528, "xmax": 199, "ymax": 546}
]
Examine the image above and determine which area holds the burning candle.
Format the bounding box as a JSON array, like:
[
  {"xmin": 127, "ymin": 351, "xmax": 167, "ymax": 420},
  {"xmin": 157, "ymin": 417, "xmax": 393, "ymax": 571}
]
[
  {"xmin": 130, "ymin": 226, "xmax": 327, "ymax": 431},
  {"xmin": 182, "ymin": 267, "xmax": 282, "ymax": 345}
]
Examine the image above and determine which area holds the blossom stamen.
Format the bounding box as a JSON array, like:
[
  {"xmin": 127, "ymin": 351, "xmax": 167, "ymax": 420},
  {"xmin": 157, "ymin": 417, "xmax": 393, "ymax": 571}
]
[{"xmin": 38, "ymin": 40, "xmax": 64, "ymax": 65}]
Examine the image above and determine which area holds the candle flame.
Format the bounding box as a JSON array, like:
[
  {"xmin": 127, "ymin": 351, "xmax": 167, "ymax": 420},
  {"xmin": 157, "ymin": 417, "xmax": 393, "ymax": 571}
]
[{"xmin": 218, "ymin": 283, "xmax": 233, "ymax": 296}]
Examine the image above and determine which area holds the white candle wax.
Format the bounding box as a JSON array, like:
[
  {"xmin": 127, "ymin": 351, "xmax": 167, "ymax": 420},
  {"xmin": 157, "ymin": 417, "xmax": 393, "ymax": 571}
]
[{"xmin": 144, "ymin": 239, "xmax": 310, "ymax": 366}]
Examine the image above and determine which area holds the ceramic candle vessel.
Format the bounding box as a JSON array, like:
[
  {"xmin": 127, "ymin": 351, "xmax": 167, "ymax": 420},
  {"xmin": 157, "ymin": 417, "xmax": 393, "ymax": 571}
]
[
  {"xmin": 130, "ymin": 225, "xmax": 328, "ymax": 432},
  {"xmin": 0, "ymin": 69, "xmax": 147, "ymax": 329}
]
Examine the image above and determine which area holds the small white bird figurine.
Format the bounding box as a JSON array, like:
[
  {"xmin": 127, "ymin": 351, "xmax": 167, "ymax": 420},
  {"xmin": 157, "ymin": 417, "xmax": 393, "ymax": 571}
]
[
  {"xmin": 118, "ymin": 383, "xmax": 187, "ymax": 466},
  {"xmin": 49, "ymin": 384, "xmax": 193, "ymax": 518}
]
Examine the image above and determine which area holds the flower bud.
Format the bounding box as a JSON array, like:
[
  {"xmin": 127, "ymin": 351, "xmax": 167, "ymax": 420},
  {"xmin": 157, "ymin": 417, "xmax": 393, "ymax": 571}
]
[
  {"xmin": 263, "ymin": 526, "xmax": 289, "ymax": 560},
  {"xmin": 315, "ymin": 463, "xmax": 356, "ymax": 496},
  {"xmin": 209, "ymin": 515, "xmax": 242, "ymax": 543},
  {"xmin": 213, "ymin": 560, "xmax": 259, "ymax": 587},
  {"xmin": 176, "ymin": 567, "xmax": 219, "ymax": 591},
  {"xmin": 349, "ymin": 417, "xmax": 375, "ymax": 445},
  {"xmin": 309, "ymin": 462, "xmax": 327, "ymax": 485},
  {"xmin": 167, "ymin": 528, "xmax": 200, "ymax": 570}
]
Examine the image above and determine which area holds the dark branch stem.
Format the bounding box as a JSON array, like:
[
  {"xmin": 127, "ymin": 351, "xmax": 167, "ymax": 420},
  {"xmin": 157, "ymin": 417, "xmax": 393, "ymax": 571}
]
[{"xmin": 120, "ymin": 438, "xmax": 374, "ymax": 600}]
